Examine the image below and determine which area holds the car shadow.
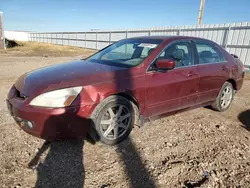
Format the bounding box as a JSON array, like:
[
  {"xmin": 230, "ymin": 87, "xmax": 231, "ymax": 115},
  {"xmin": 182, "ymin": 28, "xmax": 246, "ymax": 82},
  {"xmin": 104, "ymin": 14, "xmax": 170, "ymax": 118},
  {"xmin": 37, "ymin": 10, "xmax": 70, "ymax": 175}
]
[
  {"xmin": 28, "ymin": 140, "xmax": 85, "ymax": 188},
  {"xmin": 114, "ymin": 62, "xmax": 157, "ymax": 187},
  {"xmin": 238, "ymin": 109, "xmax": 250, "ymax": 132},
  {"xmin": 28, "ymin": 95, "xmax": 95, "ymax": 188},
  {"xmin": 117, "ymin": 138, "xmax": 156, "ymax": 187}
]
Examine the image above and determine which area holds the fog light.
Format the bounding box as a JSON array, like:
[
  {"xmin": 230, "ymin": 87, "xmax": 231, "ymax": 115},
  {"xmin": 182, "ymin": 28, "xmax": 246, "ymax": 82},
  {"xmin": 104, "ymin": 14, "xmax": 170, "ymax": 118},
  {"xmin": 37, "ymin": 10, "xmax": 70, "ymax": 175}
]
[
  {"xmin": 25, "ymin": 121, "xmax": 34, "ymax": 129},
  {"xmin": 13, "ymin": 116, "xmax": 34, "ymax": 129}
]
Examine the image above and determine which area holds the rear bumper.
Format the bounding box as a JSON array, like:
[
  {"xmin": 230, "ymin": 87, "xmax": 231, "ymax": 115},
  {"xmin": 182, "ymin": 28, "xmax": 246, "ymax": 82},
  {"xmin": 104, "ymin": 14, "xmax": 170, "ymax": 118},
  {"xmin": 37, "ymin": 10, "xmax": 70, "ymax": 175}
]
[{"xmin": 6, "ymin": 98, "xmax": 93, "ymax": 140}]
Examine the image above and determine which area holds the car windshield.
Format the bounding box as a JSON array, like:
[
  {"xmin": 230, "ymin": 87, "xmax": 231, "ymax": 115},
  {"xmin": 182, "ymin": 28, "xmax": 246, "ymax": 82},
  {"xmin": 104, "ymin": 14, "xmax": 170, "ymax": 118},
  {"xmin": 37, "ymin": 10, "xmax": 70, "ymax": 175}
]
[{"xmin": 87, "ymin": 38, "xmax": 163, "ymax": 67}]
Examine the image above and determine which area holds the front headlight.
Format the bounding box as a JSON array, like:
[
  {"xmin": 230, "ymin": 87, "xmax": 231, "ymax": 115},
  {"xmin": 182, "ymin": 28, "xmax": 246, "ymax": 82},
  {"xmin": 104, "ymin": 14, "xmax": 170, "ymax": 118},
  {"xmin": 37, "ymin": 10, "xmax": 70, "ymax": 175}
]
[{"xmin": 29, "ymin": 86, "xmax": 82, "ymax": 107}]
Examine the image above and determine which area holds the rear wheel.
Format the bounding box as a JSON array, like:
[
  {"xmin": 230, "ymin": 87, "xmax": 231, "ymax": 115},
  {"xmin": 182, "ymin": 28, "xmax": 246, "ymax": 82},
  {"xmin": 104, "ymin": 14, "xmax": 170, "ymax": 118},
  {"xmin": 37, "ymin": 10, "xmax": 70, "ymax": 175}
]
[
  {"xmin": 91, "ymin": 96, "xmax": 138, "ymax": 145},
  {"xmin": 211, "ymin": 82, "xmax": 234, "ymax": 112}
]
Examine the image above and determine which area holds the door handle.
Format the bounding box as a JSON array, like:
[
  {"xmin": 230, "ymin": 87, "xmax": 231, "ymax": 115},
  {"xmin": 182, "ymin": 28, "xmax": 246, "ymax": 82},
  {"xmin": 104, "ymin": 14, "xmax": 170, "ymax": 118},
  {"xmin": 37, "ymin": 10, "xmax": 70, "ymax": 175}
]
[{"xmin": 187, "ymin": 71, "xmax": 197, "ymax": 77}]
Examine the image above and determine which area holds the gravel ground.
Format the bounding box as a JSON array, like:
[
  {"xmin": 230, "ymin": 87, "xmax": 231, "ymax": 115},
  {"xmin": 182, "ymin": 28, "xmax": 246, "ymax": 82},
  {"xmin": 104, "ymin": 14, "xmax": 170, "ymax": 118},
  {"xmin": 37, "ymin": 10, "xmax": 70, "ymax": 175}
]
[{"xmin": 0, "ymin": 50, "xmax": 250, "ymax": 188}]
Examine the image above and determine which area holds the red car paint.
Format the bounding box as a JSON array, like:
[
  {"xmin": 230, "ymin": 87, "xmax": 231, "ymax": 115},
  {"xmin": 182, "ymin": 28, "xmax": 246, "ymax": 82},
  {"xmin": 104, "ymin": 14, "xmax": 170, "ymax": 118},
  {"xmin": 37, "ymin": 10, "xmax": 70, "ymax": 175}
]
[{"xmin": 7, "ymin": 36, "xmax": 244, "ymax": 140}]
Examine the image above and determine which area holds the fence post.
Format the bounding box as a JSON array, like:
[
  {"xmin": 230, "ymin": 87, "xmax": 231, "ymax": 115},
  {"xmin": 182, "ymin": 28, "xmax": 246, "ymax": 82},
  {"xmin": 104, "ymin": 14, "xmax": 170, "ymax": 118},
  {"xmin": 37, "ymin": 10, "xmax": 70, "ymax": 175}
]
[
  {"xmin": 222, "ymin": 26, "xmax": 231, "ymax": 49},
  {"xmin": 109, "ymin": 32, "xmax": 111, "ymax": 44},
  {"xmin": 148, "ymin": 30, "xmax": 151, "ymax": 36},
  {"xmin": 84, "ymin": 32, "xmax": 86, "ymax": 48},
  {"xmin": 67, "ymin": 32, "xmax": 69, "ymax": 46},
  {"xmin": 96, "ymin": 31, "xmax": 98, "ymax": 49},
  {"xmin": 177, "ymin": 29, "xmax": 181, "ymax": 36},
  {"xmin": 125, "ymin": 30, "xmax": 128, "ymax": 53}
]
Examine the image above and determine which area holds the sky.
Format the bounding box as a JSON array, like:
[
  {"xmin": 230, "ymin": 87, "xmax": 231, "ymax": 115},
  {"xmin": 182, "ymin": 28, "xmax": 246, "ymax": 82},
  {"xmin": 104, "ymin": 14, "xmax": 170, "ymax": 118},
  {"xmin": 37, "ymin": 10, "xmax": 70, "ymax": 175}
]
[{"xmin": 0, "ymin": 0, "xmax": 250, "ymax": 32}]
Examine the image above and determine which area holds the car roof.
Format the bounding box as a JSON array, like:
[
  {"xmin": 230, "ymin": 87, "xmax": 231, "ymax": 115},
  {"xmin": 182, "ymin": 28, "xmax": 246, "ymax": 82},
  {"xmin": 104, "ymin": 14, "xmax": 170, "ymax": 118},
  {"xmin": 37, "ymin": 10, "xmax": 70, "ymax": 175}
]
[{"xmin": 129, "ymin": 35, "xmax": 207, "ymax": 41}]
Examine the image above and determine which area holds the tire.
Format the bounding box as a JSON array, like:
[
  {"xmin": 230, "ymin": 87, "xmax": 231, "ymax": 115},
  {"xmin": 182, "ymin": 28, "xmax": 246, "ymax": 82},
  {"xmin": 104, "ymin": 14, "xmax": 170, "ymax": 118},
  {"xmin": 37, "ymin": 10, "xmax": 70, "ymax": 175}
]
[
  {"xmin": 90, "ymin": 95, "xmax": 139, "ymax": 145},
  {"xmin": 211, "ymin": 81, "xmax": 234, "ymax": 112}
]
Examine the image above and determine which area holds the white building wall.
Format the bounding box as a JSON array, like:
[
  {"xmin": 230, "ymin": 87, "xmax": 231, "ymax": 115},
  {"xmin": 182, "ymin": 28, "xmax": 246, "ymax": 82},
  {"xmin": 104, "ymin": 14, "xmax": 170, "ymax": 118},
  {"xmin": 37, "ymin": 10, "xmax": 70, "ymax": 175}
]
[{"xmin": 4, "ymin": 31, "xmax": 29, "ymax": 41}]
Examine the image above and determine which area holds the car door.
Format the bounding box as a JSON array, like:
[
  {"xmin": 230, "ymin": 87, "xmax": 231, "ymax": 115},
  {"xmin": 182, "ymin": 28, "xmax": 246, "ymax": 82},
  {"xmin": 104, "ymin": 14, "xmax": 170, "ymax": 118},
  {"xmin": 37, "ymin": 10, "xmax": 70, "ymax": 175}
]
[
  {"xmin": 194, "ymin": 40, "xmax": 229, "ymax": 104},
  {"xmin": 145, "ymin": 40, "xmax": 199, "ymax": 118}
]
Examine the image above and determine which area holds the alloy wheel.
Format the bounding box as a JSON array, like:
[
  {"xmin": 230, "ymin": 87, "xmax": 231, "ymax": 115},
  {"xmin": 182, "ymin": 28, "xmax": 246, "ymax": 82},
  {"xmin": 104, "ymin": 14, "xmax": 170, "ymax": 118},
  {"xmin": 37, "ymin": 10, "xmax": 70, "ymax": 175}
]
[
  {"xmin": 220, "ymin": 86, "xmax": 233, "ymax": 109},
  {"xmin": 100, "ymin": 105, "xmax": 131, "ymax": 140}
]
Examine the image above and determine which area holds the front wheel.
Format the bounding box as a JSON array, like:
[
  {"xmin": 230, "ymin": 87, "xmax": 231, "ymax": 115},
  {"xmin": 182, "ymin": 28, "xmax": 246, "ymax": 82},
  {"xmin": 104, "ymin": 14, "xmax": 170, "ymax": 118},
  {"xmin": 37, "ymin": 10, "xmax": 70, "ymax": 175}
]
[
  {"xmin": 211, "ymin": 81, "xmax": 234, "ymax": 112},
  {"xmin": 91, "ymin": 96, "xmax": 137, "ymax": 145}
]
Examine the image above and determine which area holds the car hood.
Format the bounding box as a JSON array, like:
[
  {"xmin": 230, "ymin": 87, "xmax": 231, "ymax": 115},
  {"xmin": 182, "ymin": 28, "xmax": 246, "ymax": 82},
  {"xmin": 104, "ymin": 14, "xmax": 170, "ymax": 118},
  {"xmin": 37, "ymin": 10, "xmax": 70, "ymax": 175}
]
[{"xmin": 14, "ymin": 60, "xmax": 129, "ymax": 98}]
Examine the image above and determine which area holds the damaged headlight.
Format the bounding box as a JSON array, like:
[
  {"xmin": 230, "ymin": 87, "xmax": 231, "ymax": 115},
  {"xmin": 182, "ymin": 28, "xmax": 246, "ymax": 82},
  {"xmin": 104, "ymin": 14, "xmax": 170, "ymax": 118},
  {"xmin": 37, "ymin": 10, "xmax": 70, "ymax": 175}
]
[{"xmin": 29, "ymin": 86, "xmax": 82, "ymax": 108}]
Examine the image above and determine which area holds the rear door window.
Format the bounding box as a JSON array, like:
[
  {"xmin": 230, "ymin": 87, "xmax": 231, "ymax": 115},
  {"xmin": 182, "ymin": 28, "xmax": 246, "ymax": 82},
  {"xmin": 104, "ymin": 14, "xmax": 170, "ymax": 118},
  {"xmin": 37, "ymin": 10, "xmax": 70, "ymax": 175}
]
[{"xmin": 195, "ymin": 41, "xmax": 225, "ymax": 64}]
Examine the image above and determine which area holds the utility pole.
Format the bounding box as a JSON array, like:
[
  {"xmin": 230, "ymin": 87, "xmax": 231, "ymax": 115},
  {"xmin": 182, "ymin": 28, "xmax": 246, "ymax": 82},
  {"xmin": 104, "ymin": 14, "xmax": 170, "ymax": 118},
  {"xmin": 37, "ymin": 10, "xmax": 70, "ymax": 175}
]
[
  {"xmin": 198, "ymin": 0, "xmax": 206, "ymax": 25},
  {"xmin": 0, "ymin": 11, "xmax": 5, "ymax": 49}
]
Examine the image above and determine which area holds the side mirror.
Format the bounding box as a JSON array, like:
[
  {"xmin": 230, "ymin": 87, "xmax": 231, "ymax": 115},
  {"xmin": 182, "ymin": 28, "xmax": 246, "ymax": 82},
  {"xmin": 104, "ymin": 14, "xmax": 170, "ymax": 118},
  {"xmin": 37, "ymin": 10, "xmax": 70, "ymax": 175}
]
[{"xmin": 156, "ymin": 59, "xmax": 175, "ymax": 70}]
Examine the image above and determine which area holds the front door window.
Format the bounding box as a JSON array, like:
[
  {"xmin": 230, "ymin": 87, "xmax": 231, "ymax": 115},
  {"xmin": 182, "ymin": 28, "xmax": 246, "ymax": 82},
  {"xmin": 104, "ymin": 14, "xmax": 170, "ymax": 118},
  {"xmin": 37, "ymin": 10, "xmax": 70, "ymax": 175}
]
[{"xmin": 158, "ymin": 41, "xmax": 194, "ymax": 68}]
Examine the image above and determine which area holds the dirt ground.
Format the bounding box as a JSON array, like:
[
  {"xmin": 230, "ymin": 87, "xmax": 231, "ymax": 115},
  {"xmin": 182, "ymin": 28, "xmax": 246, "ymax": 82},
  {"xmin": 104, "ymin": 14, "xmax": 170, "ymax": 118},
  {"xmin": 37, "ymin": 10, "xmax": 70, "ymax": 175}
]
[{"xmin": 0, "ymin": 43, "xmax": 250, "ymax": 188}]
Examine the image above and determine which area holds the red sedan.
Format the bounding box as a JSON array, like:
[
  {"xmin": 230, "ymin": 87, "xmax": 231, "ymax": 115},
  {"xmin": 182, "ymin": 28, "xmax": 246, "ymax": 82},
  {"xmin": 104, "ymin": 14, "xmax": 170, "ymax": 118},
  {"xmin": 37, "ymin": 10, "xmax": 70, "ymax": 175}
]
[{"xmin": 7, "ymin": 36, "xmax": 244, "ymax": 145}]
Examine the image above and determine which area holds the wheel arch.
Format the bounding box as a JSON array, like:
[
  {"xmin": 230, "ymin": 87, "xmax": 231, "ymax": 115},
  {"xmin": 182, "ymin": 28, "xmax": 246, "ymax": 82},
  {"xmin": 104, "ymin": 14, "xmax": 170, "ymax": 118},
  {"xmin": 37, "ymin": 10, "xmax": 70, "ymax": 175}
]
[
  {"xmin": 226, "ymin": 79, "xmax": 237, "ymax": 90},
  {"xmin": 112, "ymin": 92, "xmax": 140, "ymax": 110}
]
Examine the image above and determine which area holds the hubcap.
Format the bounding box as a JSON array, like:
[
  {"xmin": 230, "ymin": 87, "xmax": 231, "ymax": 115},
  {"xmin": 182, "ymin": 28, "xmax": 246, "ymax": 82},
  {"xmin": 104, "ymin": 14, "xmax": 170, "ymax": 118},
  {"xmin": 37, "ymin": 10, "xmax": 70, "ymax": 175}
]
[
  {"xmin": 100, "ymin": 105, "xmax": 131, "ymax": 140},
  {"xmin": 220, "ymin": 86, "xmax": 233, "ymax": 109}
]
